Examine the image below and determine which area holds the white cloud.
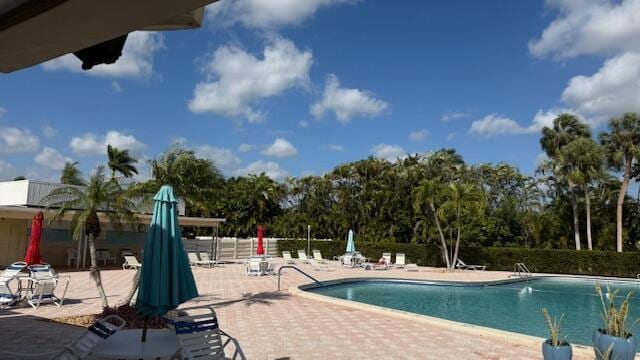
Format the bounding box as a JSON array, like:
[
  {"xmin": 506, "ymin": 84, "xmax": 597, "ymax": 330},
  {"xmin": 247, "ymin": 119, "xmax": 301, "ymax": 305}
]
[
  {"xmin": 469, "ymin": 109, "xmax": 579, "ymax": 138},
  {"xmin": 371, "ymin": 144, "xmax": 405, "ymax": 162},
  {"xmin": 446, "ymin": 132, "xmax": 456, "ymax": 141},
  {"xmin": 206, "ymin": 0, "xmax": 358, "ymax": 29},
  {"xmin": 262, "ymin": 138, "xmax": 297, "ymax": 157},
  {"xmin": 327, "ymin": 144, "xmax": 344, "ymax": 152},
  {"xmin": 112, "ymin": 80, "xmax": 124, "ymax": 93},
  {"xmin": 0, "ymin": 107, "xmax": 5, "ymax": 118},
  {"xmin": 0, "ymin": 127, "xmax": 39, "ymax": 154},
  {"xmin": 195, "ymin": 145, "xmax": 241, "ymax": 173},
  {"xmin": 236, "ymin": 160, "xmax": 288, "ymax": 180},
  {"xmin": 299, "ymin": 120, "xmax": 309, "ymax": 128},
  {"xmin": 311, "ymin": 74, "xmax": 388, "ymax": 122},
  {"xmin": 188, "ymin": 37, "xmax": 312, "ymax": 123},
  {"xmin": 70, "ymin": 131, "xmax": 146, "ymax": 156},
  {"xmin": 42, "ymin": 32, "xmax": 165, "ymax": 79},
  {"xmin": 238, "ymin": 143, "xmax": 255, "ymax": 152},
  {"xmin": 409, "ymin": 129, "xmax": 428, "ymax": 141},
  {"xmin": 561, "ymin": 52, "xmax": 640, "ymax": 122},
  {"xmin": 34, "ymin": 147, "xmax": 73, "ymax": 170},
  {"xmin": 42, "ymin": 125, "xmax": 57, "ymax": 138},
  {"xmin": 441, "ymin": 111, "xmax": 468, "ymax": 122},
  {"xmin": 0, "ymin": 160, "xmax": 16, "ymax": 180},
  {"xmin": 529, "ymin": 0, "xmax": 640, "ymax": 59}
]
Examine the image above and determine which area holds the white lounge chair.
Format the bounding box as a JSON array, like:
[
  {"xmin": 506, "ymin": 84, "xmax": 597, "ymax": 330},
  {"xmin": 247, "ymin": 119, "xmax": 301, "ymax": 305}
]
[
  {"xmin": 188, "ymin": 252, "xmax": 208, "ymax": 267},
  {"xmin": 264, "ymin": 256, "xmax": 276, "ymax": 275},
  {"xmin": 26, "ymin": 265, "xmax": 71, "ymax": 309},
  {"xmin": 312, "ymin": 250, "xmax": 327, "ymax": 264},
  {"xmin": 297, "ymin": 250, "xmax": 311, "ymax": 264},
  {"xmin": 310, "ymin": 259, "xmax": 329, "ymax": 271},
  {"xmin": 405, "ymin": 264, "xmax": 419, "ymax": 272},
  {"xmin": 0, "ymin": 261, "xmax": 26, "ymax": 306},
  {"xmin": 122, "ymin": 255, "xmax": 142, "ymax": 270},
  {"xmin": 199, "ymin": 252, "xmax": 216, "ymax": 268},
  {"xmin": 95, "ymin": 249, "xmax": 116, "ymax": 266},
  {"xmin": 53, "ymin": 315, "xmax": 126, "ymax": 360},
  {"xmin": 382, "ymin": 253, "xmax": 392, "ymax": 266},
  {"xmin": 395, "ymin": 253, "xmax": 406, "ymax": 269},
  {"xmin": 342, "ymin": 254, "xmax": 354, "ymax": 267},
  {"xmin": 456, "ymin": 259, "xmax": 486, "ymax": 271},
  {"xmin": 246, "ymin": 257, "xmax": 262, "ymax": 276},
  {"xmin": 166, "ymin": 306, "xmax": 244, "ymax": 360},
  {"xmin": 282, "ymin": 251, "xmax": 295, "ymax": 264}
]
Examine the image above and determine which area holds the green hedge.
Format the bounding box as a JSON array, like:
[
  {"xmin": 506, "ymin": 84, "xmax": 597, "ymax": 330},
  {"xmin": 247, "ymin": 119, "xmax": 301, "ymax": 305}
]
[{"xmin": 277, "ymin": 240, "xmax": 640, "ymax": 278}]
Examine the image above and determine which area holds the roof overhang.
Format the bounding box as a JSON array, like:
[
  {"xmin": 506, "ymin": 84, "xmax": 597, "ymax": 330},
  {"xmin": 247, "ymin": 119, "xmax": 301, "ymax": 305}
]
[
  {"xmin": 0, "ymin": 0, "xmax": 218, "ymax": 73},
  {"xmin": 0, "ymin": 206, "xmax": 226, "ymax": 228}
]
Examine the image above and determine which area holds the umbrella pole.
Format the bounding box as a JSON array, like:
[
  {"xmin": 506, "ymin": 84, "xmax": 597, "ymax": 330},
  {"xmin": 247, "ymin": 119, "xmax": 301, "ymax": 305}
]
[{"xmin": 141, "ymin": 318, "xmax": 148, "ymax": 342}]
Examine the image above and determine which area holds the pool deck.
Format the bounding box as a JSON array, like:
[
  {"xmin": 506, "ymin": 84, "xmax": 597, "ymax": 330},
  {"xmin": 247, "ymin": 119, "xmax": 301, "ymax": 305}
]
[{"xmin": 0, "ymin": 261, "xmax": 597, "ymax": 359}]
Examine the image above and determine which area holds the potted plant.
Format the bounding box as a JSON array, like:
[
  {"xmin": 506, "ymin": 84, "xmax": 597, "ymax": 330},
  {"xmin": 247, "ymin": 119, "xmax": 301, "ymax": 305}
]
[
  {"xmin": 542, "ymin": 308, "xmax": 572, "ymax": 360},
  {"xmin": 593, "ymin": 283, "xmax": 638, "ymax": 360}
]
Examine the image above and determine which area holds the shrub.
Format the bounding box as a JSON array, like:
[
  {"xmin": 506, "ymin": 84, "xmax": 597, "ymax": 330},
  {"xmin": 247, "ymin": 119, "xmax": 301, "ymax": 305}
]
[{"xmin": 277, "ymin": 240, "xmax": 640, "ymax": 278}]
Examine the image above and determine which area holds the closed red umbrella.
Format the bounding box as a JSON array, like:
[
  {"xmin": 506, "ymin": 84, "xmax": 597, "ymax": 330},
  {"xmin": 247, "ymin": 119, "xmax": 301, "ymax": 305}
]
[
  {"xmin": 256, "ymin": 225, "xmax": 264, "ymax": 255},
  {"xmin": 25, "ymin": 212, "xmax": 43, "ymax": 265}
]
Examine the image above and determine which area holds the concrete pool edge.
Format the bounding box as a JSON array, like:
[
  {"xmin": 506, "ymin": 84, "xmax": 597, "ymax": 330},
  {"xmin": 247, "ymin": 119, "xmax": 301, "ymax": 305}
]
[{"xmin": 291, "ymin": 277, "xmax": 597, "ymax": 357}]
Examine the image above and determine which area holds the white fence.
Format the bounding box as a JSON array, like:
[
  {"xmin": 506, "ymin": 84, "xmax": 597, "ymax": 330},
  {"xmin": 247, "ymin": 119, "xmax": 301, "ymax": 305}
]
[{"xmin": 183, "ymin": 237, "xmax": 332, "ymax": 262}]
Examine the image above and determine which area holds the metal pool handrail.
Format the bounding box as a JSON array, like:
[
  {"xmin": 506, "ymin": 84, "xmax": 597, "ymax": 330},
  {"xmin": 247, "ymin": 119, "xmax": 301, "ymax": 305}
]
[
  {"xmin": 277, "ymin": 265, "xmax": 324, "ymax": 291},
  {"xmin": 511, "ymin": 263, "xmax": 532, "ymax": 278}
]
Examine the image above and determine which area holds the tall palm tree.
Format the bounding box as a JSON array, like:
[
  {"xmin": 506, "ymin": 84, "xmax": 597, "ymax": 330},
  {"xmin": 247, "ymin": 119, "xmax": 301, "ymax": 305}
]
[
  {"xmin": 438, "ymin": 182, "xmax": 485, "ymax": 268},
  {"xmin": 107, "ymin": 144, "xmax": 138, "ymax": 180},
  {"xmin": 414, "ymin": 179, "xmax": 450, "ymax": 269},
  {"xmin": 43, "ymin": 166, "xmax": 136, "ymax": 308},
  {"xmin": 558, "ymin": 138, "xmax": 604, "ymax": 250},
  {"xmin": 599, "ymin": 113, "xmax": 640, "ymax": 252},
  {"xmin": 540, "ymin": 114, "xmax": 591, "ymax": 250},
  {"xmin": 60, "ymin": 161, "xmax": 86, "ymax": 186}
]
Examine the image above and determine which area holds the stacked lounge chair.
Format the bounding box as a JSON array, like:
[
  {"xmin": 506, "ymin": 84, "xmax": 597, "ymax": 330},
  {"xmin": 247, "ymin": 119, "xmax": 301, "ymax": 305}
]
[{"xmin": 0, "ymin": 261, "xmax": 26, "ymax": 306}]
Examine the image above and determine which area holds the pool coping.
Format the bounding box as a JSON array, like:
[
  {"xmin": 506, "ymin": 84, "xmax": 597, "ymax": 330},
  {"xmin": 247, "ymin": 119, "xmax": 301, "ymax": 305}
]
[{"xmin": 290, "ymin": 275, "xmax": 612, "ymax": 358}]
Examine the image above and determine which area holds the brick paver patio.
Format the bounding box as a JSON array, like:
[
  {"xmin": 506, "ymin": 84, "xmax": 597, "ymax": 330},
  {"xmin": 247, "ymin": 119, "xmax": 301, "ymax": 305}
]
[{"xmin": 0, "ymin": 261, "xmax": 593, "ymax": 359}]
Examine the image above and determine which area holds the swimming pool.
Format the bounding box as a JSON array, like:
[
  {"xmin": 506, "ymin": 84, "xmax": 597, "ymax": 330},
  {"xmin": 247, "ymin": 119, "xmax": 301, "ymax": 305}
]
[{"xmin": 307, "ymin": 277, "xmax": 640, "ymax": 345}]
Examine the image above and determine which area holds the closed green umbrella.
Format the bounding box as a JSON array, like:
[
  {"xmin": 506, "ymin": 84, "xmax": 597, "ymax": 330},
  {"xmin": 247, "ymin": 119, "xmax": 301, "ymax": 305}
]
[{"xmin": 135, "ymin": 185, "xmax": 198, "ymax": 340}]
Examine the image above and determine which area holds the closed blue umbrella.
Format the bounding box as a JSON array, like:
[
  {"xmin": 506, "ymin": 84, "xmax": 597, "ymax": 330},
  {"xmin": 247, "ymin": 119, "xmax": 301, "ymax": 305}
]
[
  {"xmin": 346, "ymin": 229, "xmax": 355, "ymax": 253},
  {"xmin": 135, "ymin": 185, "xmax": 198, "ymax": 340}
]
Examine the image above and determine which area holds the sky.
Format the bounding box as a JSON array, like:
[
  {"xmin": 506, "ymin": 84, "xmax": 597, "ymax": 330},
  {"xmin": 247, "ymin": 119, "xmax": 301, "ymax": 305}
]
[{"xmin": 1, "ymin": 0, "xmax": 639, "ymax": 182}]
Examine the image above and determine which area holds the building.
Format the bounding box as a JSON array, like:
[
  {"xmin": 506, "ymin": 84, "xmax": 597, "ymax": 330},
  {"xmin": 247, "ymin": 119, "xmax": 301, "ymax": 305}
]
[{"xmin": 0, "ymin": 180, "xmax": 225, "ymax": 267}]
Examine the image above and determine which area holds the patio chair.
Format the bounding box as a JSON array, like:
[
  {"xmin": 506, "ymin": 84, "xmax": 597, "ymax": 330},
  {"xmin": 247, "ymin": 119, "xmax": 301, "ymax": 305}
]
[
  {"xmin": 188, "ymin": 252, "xmax": 209, "ymax": 267},
  {"xmin": 405, "ymin": 264, "xmax": 419, "ymax": 272},
  {"xmin": 342, "ymin": 254, "xmax": 354, "ymax": 267},
  {"xmin": 246, "ymin": 257, "xmax": 262, "ymax": 276},
  {"xmin": 28, "ymin": 263, "xmax": 57, "ymax": 279},
  {"xmin": 382, "ymin": 252, "xmax": 392, "ymax": 266},
  {"xmin": 52, "ymin": 315, "xmax": 126, "ymax": 360},
  {"xmin": 395, "ymin": 253, "xmax": 406, "ymax": 269},
  {"xmin": 264, "ymin": 257, "xmax": 276, "ymax": 275},
  {"xmin": 312, "ymin": 250, "xmax": 327, "ymax": 264},
  {"xmin": 297, "ymin": 250, "xmax": 311, "ymax": 264},
  {"xmin": 122, "ymin": 255, "xmax": 142, "ymax": 270},
  {"xmin": 282, "ymin": 251, "xmax": 295, "ymax": 264},
  {"xmin": 95, "ymin": 249, "xmax": 116, "ymax": 266},
  {"xmin": 0, "ymin": 261, "xmax": 26, "ymax": 306},
  {"xmin": 456, "ymin": 259, "xmax": 486, "ymax": 271},
  {"xmin": 25, "ymin": 272, "xmax": 70, "ymax": 309},
  {"xmin": 66, "ymin": 248, "xmax": 78, "ymax": 267},
  {"xmin": 166, "ymin": 305, "xmax": 245, "ymax": 360},
  {"xmin": 373, "ymin": 256, "xmax": 389, "ymax": 270},
  {"xmin": 199, "ymin": 252, "xmax": 216, "ymax": 268}
]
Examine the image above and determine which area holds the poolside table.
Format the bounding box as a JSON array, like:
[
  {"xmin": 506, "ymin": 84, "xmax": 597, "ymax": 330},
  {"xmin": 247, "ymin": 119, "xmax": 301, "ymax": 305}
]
[{"xmin": 90, "ymin": 329, "xmax": 179, "ymax": 359}]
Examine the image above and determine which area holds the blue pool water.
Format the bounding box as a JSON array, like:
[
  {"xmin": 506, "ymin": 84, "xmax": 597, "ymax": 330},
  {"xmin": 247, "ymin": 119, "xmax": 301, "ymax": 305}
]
[{"xmin": 309, "ymin": 277, "xmax": 640, "ymax": 345}]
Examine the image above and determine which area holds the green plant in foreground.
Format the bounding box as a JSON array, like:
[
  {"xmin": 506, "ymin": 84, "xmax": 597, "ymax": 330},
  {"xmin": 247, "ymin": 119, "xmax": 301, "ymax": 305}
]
[
  {"xmin": 542, "ymin": 308, "xmax": 567, "ymax": 346},
  {"xmin": 595, "ymin": 282, "xmax": 639, "ymax": 338}
]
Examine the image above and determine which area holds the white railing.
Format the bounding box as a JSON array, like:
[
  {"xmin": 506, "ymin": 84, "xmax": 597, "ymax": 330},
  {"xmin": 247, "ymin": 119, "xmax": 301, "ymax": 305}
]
[{"xmin": 512, "ymin": 263, "xmax": 532, "ymax": 278}]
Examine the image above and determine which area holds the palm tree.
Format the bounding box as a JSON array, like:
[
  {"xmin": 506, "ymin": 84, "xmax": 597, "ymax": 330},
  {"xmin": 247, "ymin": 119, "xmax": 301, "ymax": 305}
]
[
  {"xmin": 558, "ymin": 138, "xmax": 604, "ymax": 250},
  {"xmin": 438, "ymin": 182, "xmax": 485, "ymax": 268},
  {"xmin": 134, "ymin": 146, "xmax": 224, "ymax": 214},
  {"xmin": 60, "ymin": 161, "xmax": 85, "ymax": 186},
  {"xmin": 43, "ymin": 166, "xmax": 136, "ymax": 308},
  {"xmin": 413, "ymin": 179, "xmax": 450, "ymax": 269},
  {"xmin": 540, "ymin": 114, "xmax": 591, "ymax": 250},
  {"xmin": 107, "ymin": 144, "xmax": 138, "ymax": 180},
  {"xmin": 599, "ymin": 113, "xmax": 640, "ymax": 252}
]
